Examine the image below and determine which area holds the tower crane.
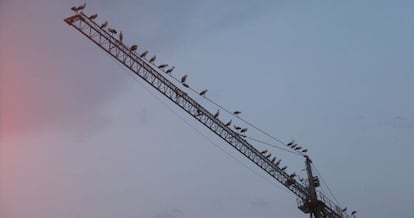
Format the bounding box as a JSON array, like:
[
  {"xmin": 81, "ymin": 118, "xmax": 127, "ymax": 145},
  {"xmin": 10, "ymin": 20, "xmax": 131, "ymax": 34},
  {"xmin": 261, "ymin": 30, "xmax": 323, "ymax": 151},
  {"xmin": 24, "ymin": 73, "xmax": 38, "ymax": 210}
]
[{"xmin": 64, "ymin": 6, "xmax": 356, "ymax": 218}]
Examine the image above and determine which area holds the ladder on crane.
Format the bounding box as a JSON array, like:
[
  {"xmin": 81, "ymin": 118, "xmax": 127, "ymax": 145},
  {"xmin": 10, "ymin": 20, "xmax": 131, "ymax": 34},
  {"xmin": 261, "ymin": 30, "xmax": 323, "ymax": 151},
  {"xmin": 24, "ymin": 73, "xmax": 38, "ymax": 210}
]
[{"xmin": 64, "ymin": 9, "xmax": 354, "ymax": 218}]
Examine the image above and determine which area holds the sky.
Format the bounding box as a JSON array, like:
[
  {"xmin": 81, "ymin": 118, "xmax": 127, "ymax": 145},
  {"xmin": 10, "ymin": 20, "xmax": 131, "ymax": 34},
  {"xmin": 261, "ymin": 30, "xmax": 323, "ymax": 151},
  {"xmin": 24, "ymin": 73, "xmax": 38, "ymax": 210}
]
[{"xmin": 1, "ymin": 0, "xmax": 414, "ymax": 217}]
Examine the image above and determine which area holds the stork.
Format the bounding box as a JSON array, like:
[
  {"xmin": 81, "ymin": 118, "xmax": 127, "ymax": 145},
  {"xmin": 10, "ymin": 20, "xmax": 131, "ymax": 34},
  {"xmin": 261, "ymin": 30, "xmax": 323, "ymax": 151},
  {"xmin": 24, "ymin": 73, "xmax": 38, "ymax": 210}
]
[
  {"xmin": 233, "ymin": 111, "xmax": 241, "ymax": 115},
  {"xmin": 158, "ymin": 64, "xmax": 168, "ymax": 69},
  {"xmin": 181, "ymin": 75, "xmax": 188, "ymax": 83},
  {"xmin": 100, "ymin": 21, "xmax": 108, "ymax": 29},
  {"xmin": 199, "ymin": 89, "xmax": 208, "ymax": 96},
  {"xmin": 213, "ymin": 109, "xmax": 220, "ymax": 118},
  {"xmin": 130, "ymin": 45, "xmax": 138, "ymax": 51},
  {"xmin": 149, "ymin": 55, "xmax": 156, "ymax": 63},
  {"xmin": 108, "ymin": 28, "xmax": 117, "ymax": 34},
  {"xmin": 89, "ymin": 13, "xmax": 98, "ymax": 20},
  {"xmin": 165, "ymin": 67, "xmax": 175, "ymax": 74},
  {"xmin": 140, "ymin": 50, "xmax": 148, "ymax": 58}
]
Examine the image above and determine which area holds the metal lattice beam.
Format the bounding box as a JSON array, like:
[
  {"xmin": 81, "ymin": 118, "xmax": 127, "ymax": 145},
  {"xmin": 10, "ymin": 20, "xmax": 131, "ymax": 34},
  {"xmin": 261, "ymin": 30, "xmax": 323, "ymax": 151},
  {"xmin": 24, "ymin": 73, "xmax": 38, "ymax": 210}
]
[{"xmin": 64, "ymin": 12, "xmax": 351, "ymax": 218}]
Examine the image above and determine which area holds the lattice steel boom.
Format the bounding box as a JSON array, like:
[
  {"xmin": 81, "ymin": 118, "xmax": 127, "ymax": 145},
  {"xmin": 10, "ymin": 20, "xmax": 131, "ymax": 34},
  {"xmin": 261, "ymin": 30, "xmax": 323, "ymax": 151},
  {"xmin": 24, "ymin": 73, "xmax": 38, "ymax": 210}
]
[{"xmin": 64, "ymin": 12, "xmax": 352, "ymax": 218}]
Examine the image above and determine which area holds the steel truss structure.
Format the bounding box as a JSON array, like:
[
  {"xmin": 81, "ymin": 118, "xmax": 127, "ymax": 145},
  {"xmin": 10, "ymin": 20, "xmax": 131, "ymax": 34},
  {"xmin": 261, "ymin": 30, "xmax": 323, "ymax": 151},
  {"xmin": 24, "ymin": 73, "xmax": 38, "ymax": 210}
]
[{"xmin": 64, "ymin": 12, "xmax": 352, "ymax": 218}]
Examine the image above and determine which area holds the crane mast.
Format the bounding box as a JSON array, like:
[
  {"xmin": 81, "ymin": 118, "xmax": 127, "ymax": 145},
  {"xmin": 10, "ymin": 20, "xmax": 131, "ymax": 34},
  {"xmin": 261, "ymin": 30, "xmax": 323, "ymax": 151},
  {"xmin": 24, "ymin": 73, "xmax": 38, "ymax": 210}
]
[{"xmin": 64, "ymin": 11, "xmax": 353, "ymax": 218}]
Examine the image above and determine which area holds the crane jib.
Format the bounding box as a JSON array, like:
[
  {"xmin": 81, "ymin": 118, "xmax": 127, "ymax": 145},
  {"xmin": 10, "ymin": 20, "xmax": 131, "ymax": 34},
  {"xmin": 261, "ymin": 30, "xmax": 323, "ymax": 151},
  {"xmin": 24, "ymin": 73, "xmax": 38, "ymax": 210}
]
[{"xmin": 64, "ymin": 12, "xmax": 351, "ymax": 218}]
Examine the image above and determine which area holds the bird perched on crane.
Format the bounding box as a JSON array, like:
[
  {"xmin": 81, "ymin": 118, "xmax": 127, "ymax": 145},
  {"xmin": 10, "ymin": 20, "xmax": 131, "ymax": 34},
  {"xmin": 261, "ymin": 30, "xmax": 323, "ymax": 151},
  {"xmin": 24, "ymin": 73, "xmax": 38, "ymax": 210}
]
[
  {"xmin": 261, "ymin": 149, "xmax": 268, "ymax": 154},
  {"xmin": 182, "ymin": 83, "xmax": 189, "ymax": 88},
  {"xmin": 271, "ymin": 157, "xmax": 276, "ymax": 163},
  {"xmin": 240, "ymin": 128, "xmax": 248, "ymax": 133},
  {"xmin": 77, "ymin": 3, "xmax": 86, "ymax": 11},
  {"xmin": 233, "ymin": 111, "xmax": 241, "ymax": 115},
  {"xmin": 225, "ymin": 120, "xmax": 232, "ymax": 127},
  {"xmin": 108, "ymin": 28, "xmax": 117, "ymax": 34},
  {"xmin": 100, "ymin": 21, "xmax": 108, "ymax": 29},
  {"xmin": 265, "ymin": 153, "xmax": 272, "ymax": 158},
  {"xmin": 149, "ymin": 56, "xmax": 156, "ymax": 63},
  {"xmin": 213, "ymin": 109, "xmax": 220, "ymax": 118},
  {"xmin": 233, "ymin": 125, "xmax": 241, "ymax": 130},
  {"xmin": 199, "ymin": 89, "xmax": 208, "ymax": 96},
  {"xmin": 287, "ymin": 140, "xmax": 295, "ymax": 146},
  {"xmin": 281, "ymin": 166, "xmax": 287, "ymax": 171},
  {"xmin": 89, "ymin": 13, "xmax": 98, "ymax": 20},
  {"xmin": 158, "ymin": 64, "xmax": 168, "ymax": 69},
  {"xmin": 71, "ymin": 3, "xmax": 86, "ymax": 12},
  {"xmin": 181, "ymin": 75, "xmax": 188, "ymax": 83},
  {"xmin": 130, "ymin": 45, "xmax": 138, "ymax": 51},
  {"xmin": 276, "ymin": 160, "xmax": 281, "ymax": 166},
  {"xmin": 351, "ymin": 211, "xmax": 357, "ymax": 215},
  {"xmin": 119, "ymin": 31, "xmax": 123, "ymax": 43},
  {"xmin": 301, "ymin": 149, "xmax": 308, "ymax": 153},
  {"xmin": 165, "ymin": 67, "xmax": 175, "ymax": 74},
  {"xmin": 140, "ymin": 50, "xmax": 148, "ymax": 58}
]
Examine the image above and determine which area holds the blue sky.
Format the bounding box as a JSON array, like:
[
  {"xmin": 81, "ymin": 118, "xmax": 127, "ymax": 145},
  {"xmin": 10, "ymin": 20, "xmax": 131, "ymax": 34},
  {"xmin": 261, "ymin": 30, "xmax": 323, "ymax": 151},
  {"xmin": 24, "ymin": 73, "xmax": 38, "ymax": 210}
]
[{"xmin": 1, "ymin": 0, "xmax": 414, "ymax": 217}]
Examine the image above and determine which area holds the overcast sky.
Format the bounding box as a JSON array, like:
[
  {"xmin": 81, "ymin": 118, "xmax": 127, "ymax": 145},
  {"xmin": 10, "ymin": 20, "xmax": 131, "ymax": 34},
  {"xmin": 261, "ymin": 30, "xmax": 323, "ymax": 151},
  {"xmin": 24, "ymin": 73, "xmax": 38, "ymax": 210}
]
[{"xmin": 1, "ymin": 0, "xmax": 414, "ymax": 218}]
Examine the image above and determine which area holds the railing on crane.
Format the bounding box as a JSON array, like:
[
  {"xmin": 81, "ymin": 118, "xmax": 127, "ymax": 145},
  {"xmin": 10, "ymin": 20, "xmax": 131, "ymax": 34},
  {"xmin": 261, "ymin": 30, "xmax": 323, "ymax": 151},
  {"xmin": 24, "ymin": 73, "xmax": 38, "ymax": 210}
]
[{"xmin": 64, "ymin": 10, "xmax": 353, "ymax": 218}]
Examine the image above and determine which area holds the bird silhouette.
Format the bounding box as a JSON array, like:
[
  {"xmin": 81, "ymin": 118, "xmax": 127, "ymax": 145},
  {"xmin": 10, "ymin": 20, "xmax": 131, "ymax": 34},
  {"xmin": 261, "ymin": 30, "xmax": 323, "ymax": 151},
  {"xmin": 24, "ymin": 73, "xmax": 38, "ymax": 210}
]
[
  {"xmin": 158, "ymin": 64, "xmax": 168, "ymax": 69},
  {"xmin": 182, "ymin": 83, "xmax": 189, "ymax": 88},
  {"xmin": 213, "ymin": 109, "xmax": 220, "ymax": 118},
  {"xmin": 165, "ymin": 67, "xmax": 175, "ymax": 74},
  {"xmin": 233, "ymin": 111, "xmax": 241, "ymax": 115},
  {"xmin": 260, "ymin": 149, "xmax": 268, "ymax": 154},
  {"xmin": 225, "ymin": 120, "xmax": 232, "ymax": 127},
  {"xmin": 281, "ymin": 166, "xmax": 287, "ymax": 171},
  {"xmin": 181, "ymin": 75, "xmax": 188, "ymax": 83},
  {"xmin": 302, "ymin": 149, "xmax": 308, "ymax": 153},
  {"xmin": 119, "ymin": 31, "xmax": 123, "ymax": 43},
  {"xmin": 287, "ymin": 140, "xmax": 295, "ymax": 146},
  {"xmin": 71, "ymin": 3, "xmax": 86, "ymax": 12},
  {"xmin": 234, "ymin": 125, "xmax": 241, "ymax": 130},
  {"xmin": 100, "ymin": 21, "xmax": 108, "ymax": 29},
  {"xmin": 276, "ymin": 160, "xmax": 281, "ymax": 166},
  {"xmin": 140, "ymin": 50, "xmax": 148, "ymax": 58},
  {"xmin": 77, "ymin": 3, "xmax": 86, "ymax": 11},
  {"xmin": 265, "ymin": 153, "xmax": 272, "ymax": 158},
  {"xmin": 271, "ymin": 157, "xmax": 276, "ymax": 163},
  {"xmin": 240, "ymin": 128, "xmax": 248, "ymax": 133},
  {"xmin": 199, "ymin": 89, "xmax": 208, "ymax": 96},
  {"xmin": 130, "ymin": 45, "xmax": 138, "ymax": 51},
  {"xmin": 149, "ymin": 56, "xmax": 156, "ymax": 63},
  {"xmin": 89, "ymin": 13, "xmax": 98, "ymax": 20},
  {"xmin": 108, "ymin": 28, "xmax": 117, "ymax": 34}
]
